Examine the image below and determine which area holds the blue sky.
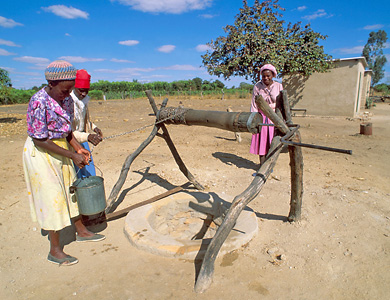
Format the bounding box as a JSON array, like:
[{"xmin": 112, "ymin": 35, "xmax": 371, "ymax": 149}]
[{"xmin": 1, "ymin": 0, "xmax": 389, "ymax": 89}]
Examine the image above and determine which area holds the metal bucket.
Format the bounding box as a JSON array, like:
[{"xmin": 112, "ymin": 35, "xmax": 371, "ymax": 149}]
[{"xmin": 70, "ymin": 176, "xmax": 106, "ymax": 216}]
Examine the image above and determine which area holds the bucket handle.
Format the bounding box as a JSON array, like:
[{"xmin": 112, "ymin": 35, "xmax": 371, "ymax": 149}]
[{"xmin": 70, "ymin": 162, "xmax": 104, "ymax": 194}]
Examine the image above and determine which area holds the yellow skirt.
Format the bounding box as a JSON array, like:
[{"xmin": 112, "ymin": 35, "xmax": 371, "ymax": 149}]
[{"xmin": 23, "ymin": 137, "xmax": 79, "ymax": 231}]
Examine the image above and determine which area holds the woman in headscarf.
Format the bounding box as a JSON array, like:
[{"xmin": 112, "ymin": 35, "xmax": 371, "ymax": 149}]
[
  {"xmin": 250, "ymin": 64, "xmax": 283, "ymax": 166},
  {"xmin": 71, "ymin": 69, "xmax": 103, "ymax": 178},
  {"xmin": 23, "ymin": 60, "xmax": 105, "ymax": 266}
]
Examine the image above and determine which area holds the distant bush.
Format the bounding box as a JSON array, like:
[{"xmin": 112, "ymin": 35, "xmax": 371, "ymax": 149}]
[
  {"xmin": 373, "ymin": 83, "xmax": 389, "ymax": 95},
  {"xmin": 1, "ymin": 89, "xmax": 35, "ymax": 104},
  {"xmin": 89, "ymin": 90, "xmax": 104, "ymax": 100}
]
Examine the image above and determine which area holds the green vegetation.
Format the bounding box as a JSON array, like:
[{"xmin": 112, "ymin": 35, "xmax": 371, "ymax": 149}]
[
  {"xmin": 362, "ymin": 30, "xmax": 388, "ymax": 86},
  {"xmin": 201, "ymin": 0, "xmax": 332, "ymax": 83},
  {"xmin": 373, "ymin": 83, "xmax": 390, "ymax": 95},
  {"xmin": 88, "ymin": 78, "xmax": 253, "ymax": 100},
  {"xmin": 0, "ymin": 68, "xmax": 12, "ymax": 104},
  {"xmin": 0, "ymin": 68, "xmax": 254, "ymax": 104}
]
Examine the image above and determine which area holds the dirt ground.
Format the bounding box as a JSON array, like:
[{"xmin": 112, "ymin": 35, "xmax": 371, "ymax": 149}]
[{"xmin": 1, "ymin": 96, "xmax": 389, "ymax": 300}]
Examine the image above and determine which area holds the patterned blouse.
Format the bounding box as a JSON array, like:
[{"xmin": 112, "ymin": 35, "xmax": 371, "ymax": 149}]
[{"xmin": 27, "ymin": 88, "xmax": 74, "ymax": 139}]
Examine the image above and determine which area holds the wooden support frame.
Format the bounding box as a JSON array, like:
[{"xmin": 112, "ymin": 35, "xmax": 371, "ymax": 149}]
[
  {"xmin": 105, "ymin": 89, "xmax": 305, "ymax": 293},
  {"xmin": 194, "ymin": 93, "xmax": 303, "ymax": 292}
]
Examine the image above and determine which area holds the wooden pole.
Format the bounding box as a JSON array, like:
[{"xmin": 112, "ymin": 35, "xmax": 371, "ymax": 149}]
[
  {"xmin": 106, "ymin": 185, "xmax": 185, "ymax": 221},
  {"xmin": 256, "ymin": 93, "xmax": 303, "ymax": 221},
  {"xmin": 145, "ymin": 91, "xmax": 204, "ymax": 190},
  {"xmin": 194, "ymin": 136, "xmax": 284, "ymax": 293},
  {"xmin": 105, "ymin": 125, "xmax": 159, "ymax": 213},
  {"xmin": 280, "ymin": 91, "xmax": 304, "ymax": 222},
  {"xmin": 227, "ymin": 107, "xmax": 242, "ymax": 142}
]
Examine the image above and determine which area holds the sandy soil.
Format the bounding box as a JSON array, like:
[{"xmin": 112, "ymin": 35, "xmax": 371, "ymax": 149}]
[{"xmin": 0, "ymin": 96, "xmax": 389, "ymax": 300}]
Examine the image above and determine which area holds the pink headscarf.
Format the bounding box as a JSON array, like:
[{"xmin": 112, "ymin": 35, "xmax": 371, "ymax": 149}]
[{"xmin": 260, "ymin": 64, "xmax": 277, "ymax": 77}]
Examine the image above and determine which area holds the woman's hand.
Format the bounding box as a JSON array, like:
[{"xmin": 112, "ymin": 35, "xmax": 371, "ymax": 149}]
[{"xmin": 72, "ymin": 148, "xmax": 90, "ymax": 168}]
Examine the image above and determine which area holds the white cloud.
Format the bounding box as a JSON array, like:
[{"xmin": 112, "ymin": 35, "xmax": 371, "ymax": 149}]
[
  {"xmin": 119, "ymin": 40, "xmax": 139, "ymax": 46},
  {"xmin": 65, "ymin": 33, "xmax": 71, "ymax": 37},
  {"xmin": 165, "ymin": 64, "xmax": 199, "ymax": 71},
  {"xmin": 142, "ymin": 74, "xmax": 171, "ymax": 79},
  {"xmin": 13, "ymin": 56, "xmax": 50, "ymax": 64},
  {"xmin": 0, "ymin": 39, "xmax": 21, "ymax": 47},
  {"xmin": 297, "ymin": 6, "xmax": 307, "ymax": 12},
  {"xmin": 199, "ymin": 14, "xmax": 216, "ymax": 19},
  {"xmin": 158, "ymin": 45, "xmax": 176, "ymax": 53},
  {"xmin": 0, "ymin": 66, "xmax": 15, "ymax": 72},
  {"xmin": 335, "ymin": 46, "xmax": 364, "ymax": 54},
  {"xmin": 113, "ymin": 0, "xmax": 212, "ymax": 14},
  {"xmin": 58, "ymin": 56, "xmax": 105, "ymax": 63},
  {"xmin": 12, "ymin": 71, "xmax": 41, "ymax": 76},
  {"xmin": 111, "ymin": 58, "xmax": 135, "ymax": 63},
  {"xmin": 195, "ymin": 44, "xmax": 211, "ymax": 52},
  {"xmin": 302, "ymin": 9, "xmax": 333, "ymax": 20},
  {"xmin": 28, "ymin": 64, "xmax": 50, "ymax": 70},
  {"xmin": 363, "ymin": 24, "xmax": 384, "ymax": 30},
  {"xmin": 0, "ymin": 48, "xmax": 16, "ymax": 56},
  {"xmin": 0, "ymin": 16, "xmax": 23, "ymax": 28},
  {"xmin": 42, "ymin": 5, "xmax": 89, "ymax": 19}
]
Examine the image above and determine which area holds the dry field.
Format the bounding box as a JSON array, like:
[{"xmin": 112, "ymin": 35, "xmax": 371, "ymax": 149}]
[{"xmin": 1, "ymin": 97, "xmax": 389, "ymax": 299}]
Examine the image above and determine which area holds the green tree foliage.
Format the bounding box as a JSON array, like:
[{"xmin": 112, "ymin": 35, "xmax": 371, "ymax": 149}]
[
  {"xmin": 0, "ymin": 68, "xmax": 12, "ymax": 104},
  {"xmin": 362, "ymin": 30, "xmax": 388, "ymax": 86},
  {"xmin": 239, "ymin": 82, "xmax": 254, "ymax": 91},
  {"xmin": 201, "ymin": 0, "xmax": 332, "ymax": 83},
  {"xmin": 373, "ymin": 83, "xmax": 390, "ymax": 94}
]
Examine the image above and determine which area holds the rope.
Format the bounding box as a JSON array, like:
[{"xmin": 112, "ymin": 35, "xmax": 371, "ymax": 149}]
[{"xmin": 89, "ymin": 109, "xmax": 183, "ymax": 153}]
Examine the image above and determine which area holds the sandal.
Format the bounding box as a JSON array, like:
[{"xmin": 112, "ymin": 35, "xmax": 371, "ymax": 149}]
[
  {"xmin": 47, "ymin": 253, "xmax": 78, "ymax": 266},
  {"xmin": 76, "ymin": 233, "xmax": 105, "ymax": 243}
]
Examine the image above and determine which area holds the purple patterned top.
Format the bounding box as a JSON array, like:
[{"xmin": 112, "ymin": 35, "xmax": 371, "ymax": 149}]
[{"xmin": 27, "ymin": 88, "xmax": 74, "ymax": 139}]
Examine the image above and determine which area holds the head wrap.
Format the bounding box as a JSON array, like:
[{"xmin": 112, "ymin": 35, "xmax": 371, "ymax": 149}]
[
  {"xmin": 260, "ymin": 64, "xmax": 277, "ymax": 77},
  {"xmin": 75, "ymin": 69, "xmax": 91, "ymax": 89},
  {"xmin": 45, "ymin": 60, "xmax": 77, "ymax": 81}
]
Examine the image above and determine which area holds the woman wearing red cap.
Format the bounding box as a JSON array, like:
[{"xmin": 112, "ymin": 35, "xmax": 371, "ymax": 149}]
[
  {"xmin": 71, "ymin": 69, "xmax": 103, "ymax": 178},
  {"xmin": 250, "ymin": 64, "xmax": 283, "ymax": 166},
  {"xmin": 23, "ymin": 60, "xmax": 105, "ymax": 266}
]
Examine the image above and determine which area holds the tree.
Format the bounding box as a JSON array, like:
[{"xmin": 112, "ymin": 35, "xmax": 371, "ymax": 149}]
[
  {"xmin": 192, "ymin": 77, "xmax": 203, "ymax": 90},
  {"xmin": 214, "ymin": 79, "xmax": 225, "ymax": 89},
  {"xmin": 0, "ymin": 68, "xmax": 12, "ymax": 104},
  {"xmin": 201, "ymin": 0, "xmax": 332, "ymax": 83},
  {"xmin": 362, "ymin": 30, "xmax": 388, "ymax": 86}
]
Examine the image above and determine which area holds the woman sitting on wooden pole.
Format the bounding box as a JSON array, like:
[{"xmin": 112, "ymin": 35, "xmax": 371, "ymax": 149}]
[{"xmin": 250, "ymin": 64, "xmax": 283, "ymax": 166}]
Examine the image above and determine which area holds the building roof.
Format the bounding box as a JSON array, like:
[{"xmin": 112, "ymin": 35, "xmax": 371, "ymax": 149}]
[{"xmin": 333, "ymin": 57, "xmax": 368, "ymax": 68}]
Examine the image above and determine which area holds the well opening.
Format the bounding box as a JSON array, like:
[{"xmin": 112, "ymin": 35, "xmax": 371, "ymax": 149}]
[{"xmin": 124, "ymin": 192, "xmax": 258, "ymax": 260}]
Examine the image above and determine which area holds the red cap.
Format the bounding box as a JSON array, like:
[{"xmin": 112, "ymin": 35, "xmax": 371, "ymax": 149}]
[{"xmin": 75, "ymin": 69, "xmax": 91, "ymax": 89}]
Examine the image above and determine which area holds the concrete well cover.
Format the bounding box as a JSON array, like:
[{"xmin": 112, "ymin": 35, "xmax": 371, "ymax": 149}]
[{"xmin": 124, "ymin": 192, "xmax": 258, "ymax": 260}]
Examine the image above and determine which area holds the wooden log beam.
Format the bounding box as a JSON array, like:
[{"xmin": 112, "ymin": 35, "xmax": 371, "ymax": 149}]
[
  {"xmin": 158, "ymin": 107, "xmax": 264, "ymax": 134},
  {"xmin": 194, "ymin": 136, "xmax": 284, "ymax": 293}
]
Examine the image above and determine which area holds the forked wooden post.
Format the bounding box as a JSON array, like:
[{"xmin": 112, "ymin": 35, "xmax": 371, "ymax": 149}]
[
  {"xmin": 194, "ymin": 94, "xmax": 303, "ymax": 293},
  {"xmin": 279, "ymin": 90, "xmax": 303, "ymax": 221}
]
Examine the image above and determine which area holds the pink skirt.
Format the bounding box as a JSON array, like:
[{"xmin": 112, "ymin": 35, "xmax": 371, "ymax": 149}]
[{"xmin": 250, "ymin": 113, "xmax": 274, "ymax": 155}]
